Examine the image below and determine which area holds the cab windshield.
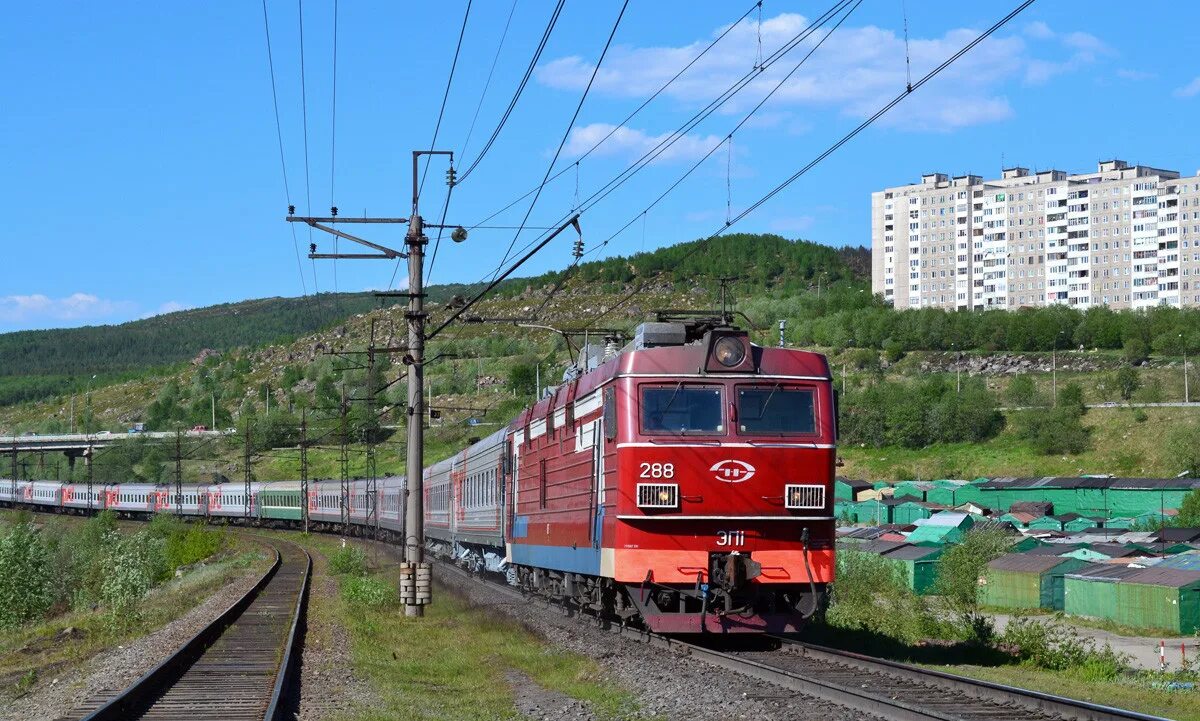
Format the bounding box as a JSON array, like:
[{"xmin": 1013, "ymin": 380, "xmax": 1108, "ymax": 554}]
[
  {"xmin": 737, "ymin": 386, "xmax": 816, "ymax": 435},
  {"xmin": 641, "ymin": 385, "xmax": 724, "ymax": 434}
]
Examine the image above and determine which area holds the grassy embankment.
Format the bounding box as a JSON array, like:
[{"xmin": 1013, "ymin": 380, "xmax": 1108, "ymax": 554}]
[
  {"xmin": 0, "ymin": 510, "xmax": 270, "ymax": 700},
  {"xmin": 923, "ymin": 663, "xmax": 1200, "ymax": 721},
  {"xmin": 822, "ymin": 548, "xmax": 1200, "ymax": 721},
  {"xmin": 276, "ymin": 531, "xmax": 646, "ymax": 721}
]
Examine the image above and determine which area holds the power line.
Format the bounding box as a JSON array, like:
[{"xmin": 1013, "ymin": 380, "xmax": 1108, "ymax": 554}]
[
  {"xmin": 588, "ymin": 0, "xmax": 862, "ymax": 258},
  {"xmin": 331, "ymin": 0, "xmax": 339, "ymax": 301},
  {"xmin": 465, "ymin": 0, "xmax": 762, "ymax": 231},
  {"xmin": 297, "ymin": 0, "xmax": 321, "ymax": 301},
  {"xmin": 261, "ymin": 0, "xmax": 307, "ymax": 297},
  {"xmin": 460, "ymin": 0, "xmax": 519, "ymax": 161},
  {"xmin": 488, "ymin": 0, "xmax": 630, "ymax": 281},
  {"xmin": 477, "ymin": 0, "xmax": 854, "ymax": 283},
  {"xmin": 419, "ymin": 0, "xmax": 473, "ymax": 199},
  {"xmin": 583, "ymin": 0, "xmax": 1039, "ymax": 328},
  {"xmin": 455, "ymin": 0, "xmax": 566, "ymax": 184}
]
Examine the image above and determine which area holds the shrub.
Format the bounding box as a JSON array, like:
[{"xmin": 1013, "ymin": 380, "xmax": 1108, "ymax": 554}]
[
  {"xmin": 0, "ymin": 522, "xmax": 53, "ymax": 628},
  {"xmin": 1001, "ymin": 617, "xmax": 1129, "ymax": 680},
  {"xmin": 1115, "ymin": 366, "xmax": 1141, "ymax": 400},
  {"xmin": 147, "ymin": 514, "xmax": 227, "ymax": 575},
  {"xmin": 1005, "ymin": 374, "xmax": 1041, "ymax": 407},
  {"xmin": 933, "ymin": 529, "xmax": 1012, "ymax": 643},
  {"xmin": 329, "ymin": 545, "xmax": 367, "ymax": 576},
  {"xmin": 101, "ymin": 530, "xmax": 166, "ymax": 622},
  {"xmin": 1019, "ymin": 407, "xmax": 1090, "ymax": 455},
  {"xmin": 164, "ymin": 524, "xmax": 226, "ymax": 572},
  {"xmin": 826, "ymin": 550, "xmax": 941, "ymax": 644},
  {"xmin": 1166, "ymin": 426, "xmax": 1200, "ymax": 479},
  {"xmin": 342, "ymin": 576, "xmax": 399, "ymax": 610},
  {"xmin": 1056, "ymin": 382, "xmax": 1086, "ymax": 417}
]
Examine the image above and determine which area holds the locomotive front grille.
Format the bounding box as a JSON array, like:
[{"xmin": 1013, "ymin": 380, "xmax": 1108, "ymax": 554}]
[
  {"xmin": 785, "ymin": 484, "xmax": 825, "ymax": 510},
  {"xmin": 637, "ymin": 483, "xmax": 679, "ymax": 509}
]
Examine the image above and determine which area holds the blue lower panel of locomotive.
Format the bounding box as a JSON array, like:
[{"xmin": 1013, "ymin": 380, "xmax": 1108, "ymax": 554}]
[{"xmin": 510, "ymin": 542, "xmax": 601, "ymax": 576}]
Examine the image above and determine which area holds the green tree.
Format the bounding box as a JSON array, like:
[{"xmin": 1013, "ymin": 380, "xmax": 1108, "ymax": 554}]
[
  {"xmin": 0, "ymin": 522, "xmax": 53, "ymax": 628},
  {"xmin": 140, "ymin": 447, "xmax": 167, "ymax": 483},
  {"xmin": 1123, "ymin": 337, "xmax": 1150, "ymax": 365},
  {"xmin": 1005, "ymin": 374, "xmax": 1040, "ymax": 407},
  {"xmin": 1114, "ymin": 366, "xmax": 1141, "ymax": 400},
  {"xmin": 507, "ymin": 364, "xmax": 537, "ymax": 398},
  {"xmin": 1177, "ymin": 489, "xmax": 1200, "ymax": 526},
  {"xmin": 882, "ymin": 337, "xmax": 905, "ymax": 363},
  {"xmin": 932, "ymin": 528, "xmax": 1012, "ymax": 642},
  {"xmin": 1056, "ymin": 381, "xmax": 1086, "ymax": 417}
]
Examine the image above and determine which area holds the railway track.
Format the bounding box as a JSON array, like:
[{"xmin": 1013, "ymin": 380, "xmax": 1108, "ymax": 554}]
[
  {"xmin": 63, "ymin": 538, "xmax": 311, "ymax": 721},
  {"xmin": 432, "ymin": 559, "xmax": 1170, "ymax": 721}
]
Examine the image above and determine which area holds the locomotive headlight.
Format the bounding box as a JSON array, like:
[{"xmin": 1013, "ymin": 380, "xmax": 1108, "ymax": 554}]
[
  {"xmin": 787, "ymin": 486, "xmax": 803, "ymax": 507},
  {"xmin": 713, "ymin": 336, "xmax": 745, "ymax": 367},
  {"xmin": 657, "ymin": 488, "xmax": 673, "ymax": 504}
]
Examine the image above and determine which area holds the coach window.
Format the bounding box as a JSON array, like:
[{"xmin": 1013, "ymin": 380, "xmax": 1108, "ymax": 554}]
[
  {"xmin": 736, "ymin": 385, "xmax": 817, "ymax": 435},
  {"xmin": 640, "ymin": 384, "xmax": 724, "ymax": 434}
]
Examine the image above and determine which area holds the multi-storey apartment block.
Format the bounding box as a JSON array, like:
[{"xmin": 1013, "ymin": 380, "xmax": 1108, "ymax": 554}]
[{"xmin": 871, "ymin": 160, "xmax": 1200, "ymax": 310}]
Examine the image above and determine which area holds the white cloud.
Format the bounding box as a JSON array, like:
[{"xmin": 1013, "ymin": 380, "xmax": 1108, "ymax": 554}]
[
  {"xmin": 537, "ymin": 12, "xmax": 1107, "ymax": 132},
  {"xmin": 1174, "ymin": 77, "xmax": 1200, "ymax": 98},
  {"xmin": 564, "ymin": 123, "xmax": 725, "ymax": 163},
  {"xmin": 140, "ymin": 300, "xmax": 191, "ymax": 319},
  {"xmin": 0, "ymin": 293, "xmax": 135, "ymax": 325},
  {"xmin": 1023, "ymin": 21, "xmax": 1055, "ymax": 40},
  {"xmin": 1116, "ymin": 68, "xmax": 1155, "ymax": 81}
]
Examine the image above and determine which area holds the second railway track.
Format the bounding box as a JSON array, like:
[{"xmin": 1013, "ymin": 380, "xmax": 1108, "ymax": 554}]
[
  {"xmin": 63, "ymin": 537, "xmax": 311, "ymax": 721},
  {"xmin": 432, "ymin": 558, "xmax": 1172, "ymax": 721}
]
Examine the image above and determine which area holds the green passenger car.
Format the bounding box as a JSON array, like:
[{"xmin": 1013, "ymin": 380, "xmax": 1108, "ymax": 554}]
[{"xmin": 258, "ymin": 481, "xmax": 304, "ymax": 521}]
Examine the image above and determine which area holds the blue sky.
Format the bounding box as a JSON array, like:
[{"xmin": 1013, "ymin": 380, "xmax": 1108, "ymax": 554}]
[{"xmin": 2, "ymin": 0, "xmax": 1198, "ymax": 331}]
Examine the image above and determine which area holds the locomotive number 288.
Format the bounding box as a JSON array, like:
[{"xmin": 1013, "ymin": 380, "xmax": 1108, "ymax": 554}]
[{"xmin": 639, "ymin": 462, "xmax": 675, "ymax": 479}]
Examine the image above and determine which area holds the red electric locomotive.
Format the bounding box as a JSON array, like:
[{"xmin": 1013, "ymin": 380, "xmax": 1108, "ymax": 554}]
[{"xmin": 504, "ymin": 315, "xmax": 836, "ymax": 633}]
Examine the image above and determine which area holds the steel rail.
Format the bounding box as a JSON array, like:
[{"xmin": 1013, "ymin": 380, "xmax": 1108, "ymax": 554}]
[
  {"xmin": 430, "ymin": 558, "xmax": 1169, "ymax": 721},
  {"xmin": 771, "ymin": 639, "xmax": 1172, "ymax": 721},
  {"xmin": 71, "ymin": 539, "xmax": 311, "ymax": 721}
]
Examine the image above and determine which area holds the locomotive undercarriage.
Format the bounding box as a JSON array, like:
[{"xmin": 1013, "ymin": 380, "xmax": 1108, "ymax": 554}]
[{"xmin": 509, "ymin": 553, "xmax": 828, "ymax": 635}]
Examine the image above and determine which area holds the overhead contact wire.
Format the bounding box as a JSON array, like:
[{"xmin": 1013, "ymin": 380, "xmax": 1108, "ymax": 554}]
[
  {"xmin": 466, "ymin": 0, "xmax": 762, "ymax": 230},
  {"xmin": 261, "ymin": 0, "xmax": 308, "ymax": 297},
  {"xmin": 487, "ymin": 0, "xmax": 630, "ymax": 281},
  {"xmin": 584, "ymin": 0, "xmax": 1039, "ymax": 327},
  {"xmin": 488, "ymin": 0, "xmax": 854, "ymax": 274},
  {"xmin": 456, "ymin": 0, "xmax": 566, "ymax": 184}
]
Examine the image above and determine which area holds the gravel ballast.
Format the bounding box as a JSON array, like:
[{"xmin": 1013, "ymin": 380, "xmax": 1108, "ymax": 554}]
[
  {"xmin": 2, "ymin": 559, "xmax": 268, "ymax": 721},
  {"xmin": 296, "ymin": 542, "xmax": 378, "ymax": 721},
  {"xmin": 358, "ymin": 538, "xmax": 881, "ymax": 721}
]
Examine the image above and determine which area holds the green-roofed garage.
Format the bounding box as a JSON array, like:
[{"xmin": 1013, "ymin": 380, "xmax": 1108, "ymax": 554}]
[{"xmin": 980, "ymin": 554, "xmax": 1090, "ymax": 611}]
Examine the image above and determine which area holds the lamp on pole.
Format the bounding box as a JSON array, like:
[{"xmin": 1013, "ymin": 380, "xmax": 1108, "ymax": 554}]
[
  {"xmin": 84, "ymin": 374, "xmax": 97, "ymax": 433},
  {"xmin": 1182, "ymin": 332, "xmax": 1190, "ymax": 404},
  {"xmin": 1051, "ymin": 332, "xmax": 1063, "ymax": 405}
]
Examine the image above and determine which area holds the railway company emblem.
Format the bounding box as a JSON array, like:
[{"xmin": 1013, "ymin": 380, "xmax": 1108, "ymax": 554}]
[{"xmin": 709, "ymin": 459, "xmax": 756, "ymax": 483}]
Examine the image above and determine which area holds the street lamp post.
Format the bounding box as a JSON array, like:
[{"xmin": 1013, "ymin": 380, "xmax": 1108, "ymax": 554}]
[
  {"xmin": 1052, "ymin": 335, "xmax": 1058, "ymax": 406},
  {"xmin": 1182, "ymin": 332, "xmax": 1191, "ymax": 404}
]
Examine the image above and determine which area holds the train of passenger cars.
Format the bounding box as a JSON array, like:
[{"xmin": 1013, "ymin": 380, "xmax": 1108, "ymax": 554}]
[{"xmin": 2, "ymin": 318, "xmax": 836, "ymax": 634}]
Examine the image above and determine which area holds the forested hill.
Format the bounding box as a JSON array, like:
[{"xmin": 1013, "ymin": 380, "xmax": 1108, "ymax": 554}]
[
  {"xmin": 0, "ymin": 285, "xmax": 502, "ymax": 380},
  {"xmin": 512, "ymin": 233, "xmax": 867, "ymax": 295},
  {"xmin": 2, "ymin": 234, "xmax": 865, "ymax": 376}
]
